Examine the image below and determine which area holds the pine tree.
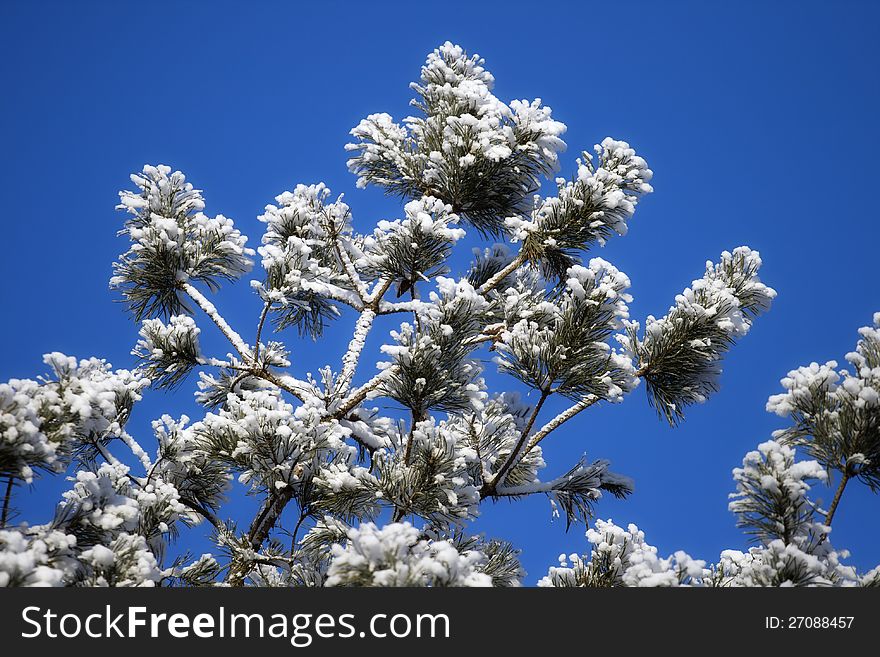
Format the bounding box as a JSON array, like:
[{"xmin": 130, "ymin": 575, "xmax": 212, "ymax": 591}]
[{"xmin": 6, "ymin": 41, "xmax": 854, "ymax": 588}]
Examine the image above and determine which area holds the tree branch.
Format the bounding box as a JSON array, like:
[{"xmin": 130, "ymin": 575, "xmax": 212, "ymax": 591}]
[
  {"xmin": 253, "ymin": 301, "xmax": 272, "ymax": 363},
  {"xmin": 181, "ymin": 282, "xmax": 252, "ymax": 361},
  {"xmin": 334, "ymin": 239, "xmax": 370, "ymax": 302},
  {"xmin": 402, "ymin": 408, "xmax": 428, "ymax": 466},
  {"xmin": 316, "ymin": 284, "xmax": 365, "ymax": 310},
  {"xmin": 257, "ymin": 370, "xmax": 309, "ymax": 403},
  {"xmin": 179, "ymin": 498, "xmax": 224, "ymax": 532},
  {"xmin": 330, "ymin": 370, "xmax": 390, "ymax": 419},
  {"xmin": 93, "ymin": 440, "xmax": 123, "ymax": 467},
  {"xmin": 377, "ymin": 299, "xmax": 429, "ymax": 315},
  {"xmin": 492, "ymin": 474, "xmax": 572, "ymax": 497},
  {"xmin": 366, "ymin": 277, "xmax": 394, "ymax": 307},
  {"xmin": 337, "ymin": 309, "xmax": 376, "ymax": 396},
  {"xmin": 119, "ymin": 431, "xmax": 152, "ymax": 471},
  {"xmin": 523, "ymin": 395, "xmax": 599, "ymax": 457},
  {"xmin": 247, "ymin": 488, "xmax": 295, "ymax": 550},
  {"xmin": 182, "ymin": 283, "xmax": 317, "ymax": 406},
  {"xmin": 1, "ymin": 476, "xmax": 13, "ymax": 528},
  {"xmin": 483, "ymin": 389, "xmax": 550, "ymax": 495},
  {"xmin": 824, "ymin": 470, "xmax": 851, "ymax": 527},
  {"xmin": 478, "ymin": 251, "xmax": 525, "ymax": 295}
]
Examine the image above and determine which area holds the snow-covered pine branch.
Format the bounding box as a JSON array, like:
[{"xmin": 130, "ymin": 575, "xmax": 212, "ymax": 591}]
[
  {"xmin": 346, "ymin": 42, "xmax": 566, "ymax": 238},
  {"xmin": 539, "ymin": 519, "xmax": 705, "ymax": 588},
  {"xmin": 325, "ymin": 522, "xmax": 491, "ymax": 587},
  {"xmin": 766, "ymin": 312, "xmax": 880, "ymax": 523},
  {"xmin": 358, "ymin": 196, "xmax": 465, "ymax": 299},
  {"xmin": 624, "ymin": 246, "xmax": 776, "ymax": 425},
  {"xmin": 111, "ymin": 165, "xmax": 254, "ymax": 321},
  {"xmin": 253, "ymin": 183, "xmax": 361, "ymax": 339},
  {"xmin": 510, "ymin": 140, "xmax": 654, "ymax": 282},
  {"xmin": 494, "ymin": 258, "xmax": 637, "ymax": 402},
  {"xmin": 729, "ymin": 439, "xmax": 827, "ymax": 547},
  {"xmin": 0, "ymin": 353, "xmax": 149, "ymax": 486},
  {"xmin": 133, "ymin": 315, "xmax": 204, "ymax": 389}
]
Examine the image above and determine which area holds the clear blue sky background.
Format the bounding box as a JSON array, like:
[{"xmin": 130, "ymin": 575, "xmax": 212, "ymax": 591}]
[{"xmin": 2, "ymin": 0, "xmax": 878, "ymax": 583}]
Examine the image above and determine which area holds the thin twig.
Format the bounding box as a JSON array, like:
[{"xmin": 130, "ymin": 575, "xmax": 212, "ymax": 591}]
[
  {"xmin": 366, "ymin": 277, "xmax": 394, "ymax": 307},
  {"xmin": 253, "ymin": 301, "xmax": 272, "ymax": 364},
  {"xmin": 257, "ymin": 370, "xmax": 307, "ymax": 402},
  {"xmin": 824, "ymin": 470, "xmax": 851, "ymax": 527},
  {"xmin": 1, "ymin": 476, "xmax": 14, "ymax": 528},
  {"xmin": 181, "ymin": 282, "xmax": 252, "ymax": 361},
  {"xmin": 523, "ymin": 395, "xmax": 599, "ymax": 456},
  {"xmin": 334, "ymin": 238, "xmax": 370, "ymax": 302},
  {"xmin": 290, "ymin": 510, "xmax": 308, "ymax": 552},
  {"xmin": 330, "ymin": 370, "xmax": 388, "ymax": 419},
  {"xmin": 485, "ymin": 389, "xmax": 550, "ymax": 494},
  {"xmin": 179, "ymin": 498, "xmax": 224, "ymax": 532},
  {"xmin": 478, "ymin": 251, "xmax": 526, "ymax": 296}
]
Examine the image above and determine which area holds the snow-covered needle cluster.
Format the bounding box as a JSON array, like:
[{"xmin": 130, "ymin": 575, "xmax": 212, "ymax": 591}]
[
  {"xmin": 6, "ymin": 41, "xmax": 870, "ymax": 588},
  {"xmin": 111, "ymin": 165, "xmax": 254, "ymax": 321},
  {"xmin": 623, "ymin": 247, "xmax": 776, "ymax": 424},
  {"xmin": 324, "ymin": 522, "xmax": 491, "ymax": 587},
  {"xmin": 346, "ymin": 42, "xmax": 566, "ymax": 237}
]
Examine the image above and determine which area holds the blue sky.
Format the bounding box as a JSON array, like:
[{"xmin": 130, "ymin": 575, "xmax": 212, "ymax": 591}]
[{"xmin": 2, "ymin": 0, "xmax": 878, "ymax": 583}]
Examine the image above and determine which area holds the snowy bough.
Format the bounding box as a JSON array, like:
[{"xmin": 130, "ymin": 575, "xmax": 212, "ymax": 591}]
[{"xmin": 1, "ymin": 42, "xmax": 873, "ymax": 587}]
